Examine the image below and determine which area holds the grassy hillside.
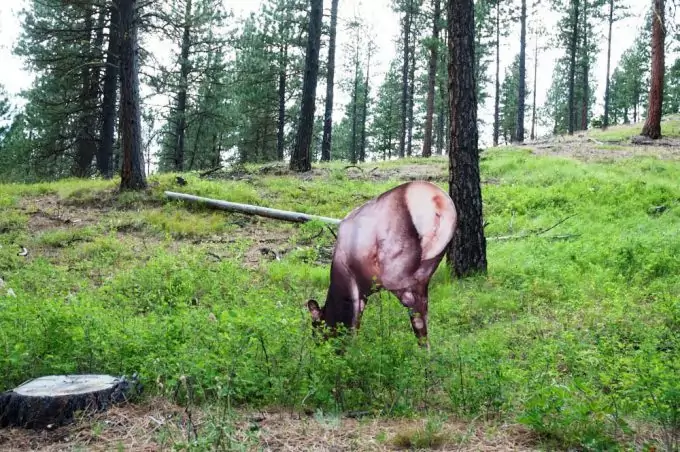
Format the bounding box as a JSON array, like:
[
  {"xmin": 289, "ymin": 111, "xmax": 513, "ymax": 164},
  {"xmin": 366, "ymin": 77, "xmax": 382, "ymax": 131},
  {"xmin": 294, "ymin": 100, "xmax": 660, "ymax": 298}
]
[{"xmin": 1, "ymin": 148, "xmax": 679, "ymax": 450}]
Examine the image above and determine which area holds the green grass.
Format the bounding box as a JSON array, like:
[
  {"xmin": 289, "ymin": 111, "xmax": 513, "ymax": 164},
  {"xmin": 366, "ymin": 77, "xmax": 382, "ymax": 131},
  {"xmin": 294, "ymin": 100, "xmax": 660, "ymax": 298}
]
[
  {"xmin": 588, "ymin": 115, "xmax": 680, "ymax": 142},
  {"xmin": 1, "ymin": 151, "xmax": 679, "ymax": 450}
]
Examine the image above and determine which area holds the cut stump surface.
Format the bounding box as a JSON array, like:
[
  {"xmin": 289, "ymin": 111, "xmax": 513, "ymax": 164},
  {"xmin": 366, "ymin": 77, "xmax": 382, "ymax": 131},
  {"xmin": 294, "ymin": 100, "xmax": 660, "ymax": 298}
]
[{"xmin": 0, "ymin": 374, "xmax": 138, "ymax": 429}]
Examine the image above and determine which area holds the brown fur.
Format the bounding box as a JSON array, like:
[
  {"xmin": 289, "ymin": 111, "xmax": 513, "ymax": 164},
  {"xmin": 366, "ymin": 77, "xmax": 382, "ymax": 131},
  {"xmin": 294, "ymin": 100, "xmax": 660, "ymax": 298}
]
[{"xmin": 307, "ymin": 181, "xmax": 457, "ymax": 348}]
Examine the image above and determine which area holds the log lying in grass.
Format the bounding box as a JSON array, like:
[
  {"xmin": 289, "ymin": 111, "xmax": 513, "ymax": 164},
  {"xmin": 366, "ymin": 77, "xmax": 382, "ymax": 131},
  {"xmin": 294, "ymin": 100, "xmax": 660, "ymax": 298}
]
[
  {"xmin": 0, "ymin": 374, "xmax": 139, "ymax": 429},
  {"xmin": 165, "ymin": 191, "xmax": 342, "ymax": 225}
]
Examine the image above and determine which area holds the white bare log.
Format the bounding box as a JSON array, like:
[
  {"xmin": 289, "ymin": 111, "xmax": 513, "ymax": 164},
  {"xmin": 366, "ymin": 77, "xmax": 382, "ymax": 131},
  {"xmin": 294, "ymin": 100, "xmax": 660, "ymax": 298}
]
[{"xmin": 165, "ymin": 191, "xmax": 342, "ymax": 225}]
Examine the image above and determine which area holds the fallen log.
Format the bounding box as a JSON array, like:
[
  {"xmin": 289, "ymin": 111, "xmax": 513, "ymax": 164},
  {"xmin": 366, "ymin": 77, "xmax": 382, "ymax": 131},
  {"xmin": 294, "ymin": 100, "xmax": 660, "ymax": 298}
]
[
  {"xmin": 0, "ymin": 374, "xmax": 140, "ymax": 429},
  {"xmin": 165, "ymin": 191, "xmax": 342, "ymax": 225}
]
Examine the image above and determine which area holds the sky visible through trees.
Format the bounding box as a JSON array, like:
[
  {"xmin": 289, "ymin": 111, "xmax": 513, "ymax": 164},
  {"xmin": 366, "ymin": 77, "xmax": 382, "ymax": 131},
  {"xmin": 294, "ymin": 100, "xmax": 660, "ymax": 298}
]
[{"xmin": 0, "ymin": 0, "xmax": 651, "ymax": 145}]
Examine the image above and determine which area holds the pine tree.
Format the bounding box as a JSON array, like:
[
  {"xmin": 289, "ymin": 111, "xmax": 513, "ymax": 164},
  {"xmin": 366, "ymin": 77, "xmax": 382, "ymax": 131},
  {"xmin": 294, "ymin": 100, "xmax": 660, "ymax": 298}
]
[
  {"xmin": 371, "ymin": 61, "xmax": 402, "ymax": 160},
  {"xmin": 422, "ymin": 0, "xmax": 441, "ymax": 158},
  {"xmin": 515, "ymin": 0, "xmax": 527, "ymax": 142},
  {"xmin": 290, "ymin": 0, "xmax": 323, "ymax": 172},
  {"xmin": 447, "ymin": 0, "xmax": 487, "ymax": 277},
  {"xmin": 641, "ymin": 0, "xmax": 665, "ymax": 139},
  {"xmin": 602, "ymin": 0, "xmax": 630, "ymax": 129},
  {"xmin": 150, "ymin": 0, "xmax": 229, "ymax": 171},
  {"xmin": 321, "ymin": 0, "xmax": 340, "ymax": 161},
  {"xmin": 119, "ymin": 0, "xmax": 147, "ymax": 190},
  {"xmin": 14, "ymin": 0, "xmax": 107, "ymax": 178}
]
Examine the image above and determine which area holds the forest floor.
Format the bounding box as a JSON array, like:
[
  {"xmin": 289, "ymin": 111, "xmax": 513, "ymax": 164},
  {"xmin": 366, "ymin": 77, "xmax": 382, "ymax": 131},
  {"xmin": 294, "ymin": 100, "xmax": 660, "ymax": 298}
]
[{"xmin": 1, "ymin": 119, "xmax": 680, "ymax": 451}]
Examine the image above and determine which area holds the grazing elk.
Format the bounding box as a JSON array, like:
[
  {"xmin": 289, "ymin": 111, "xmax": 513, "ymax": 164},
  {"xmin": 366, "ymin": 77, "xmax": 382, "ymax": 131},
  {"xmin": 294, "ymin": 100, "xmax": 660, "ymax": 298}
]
[{"xmin": 306, "ymin": 180, "xmax": 457, "ymax": 348}]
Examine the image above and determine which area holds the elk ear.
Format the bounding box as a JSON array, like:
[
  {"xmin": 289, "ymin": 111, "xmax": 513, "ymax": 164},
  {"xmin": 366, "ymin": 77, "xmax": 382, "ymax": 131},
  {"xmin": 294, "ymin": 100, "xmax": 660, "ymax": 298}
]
[{"xmin": 307, "ymin": 299, "xmax": 323, "ymax": 322}]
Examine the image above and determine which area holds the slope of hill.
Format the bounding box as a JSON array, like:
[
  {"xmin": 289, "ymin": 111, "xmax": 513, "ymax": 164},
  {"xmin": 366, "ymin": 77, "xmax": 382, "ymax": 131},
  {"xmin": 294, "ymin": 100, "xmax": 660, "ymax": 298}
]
[{"xmin": 1, "ymin": 138, "xmax": 679, "ymax": 450}]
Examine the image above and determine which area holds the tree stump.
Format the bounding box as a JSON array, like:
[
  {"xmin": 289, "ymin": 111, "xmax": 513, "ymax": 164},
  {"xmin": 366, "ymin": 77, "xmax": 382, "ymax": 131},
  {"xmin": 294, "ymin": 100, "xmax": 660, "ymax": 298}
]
[{"xmin": 0, "ymin": 374, "xmax": 140, "ymax": 429}]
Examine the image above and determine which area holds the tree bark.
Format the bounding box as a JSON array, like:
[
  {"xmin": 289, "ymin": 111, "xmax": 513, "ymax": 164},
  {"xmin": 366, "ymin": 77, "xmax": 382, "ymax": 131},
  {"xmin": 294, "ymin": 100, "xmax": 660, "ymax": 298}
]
[
  {"xmin": 321, "ymin": 0, "xmax": 339, "ymax": 162},
  {"xmin": 493, "ymin": 2, "xmax": 500, "ymax": 147},
  {"xmin": 399, "ymin": 1, "xmax": 411, "ymax": 158},
  {"xmin": 173, "ymin": 0, "xmax": 192, "ymax": 172},
  {"xmin": 515, "ymin": 0, "xmax": 527, "ymax": 142},
  {"xmin": 580, "ymin": 0, "xmax": 589, "ymax": 131},
  {"xmin": 422, "ymin": 0, "xmax": 441, "ymax": 158},
  {"xmin": 277, "ymin": 43, "xmax": 288, "ymax": 161},
  {"xmin": 290, "ymin": 0, "xmax": 323, "ymax": 172},
  {"xmin": 641, "ymin": 0, "xmax": 665, "ymax": 139},
  {"xmin": 603, "ymin": 0, "xmax": 614, "ymax": 129},
  {"xmin": 568, "ymin": 0, "xmax": 580, "ymax": 135},
  {"xmin": 119, "ymin": 0, "xmax": 147, "ymax": 190},
  {"xmin": 98, "ymin": 0, "xmax": 120, "ymax": 179},
  {"xmin": 447, "ymin": 0, "xmax": 487, "ymax": 277}
]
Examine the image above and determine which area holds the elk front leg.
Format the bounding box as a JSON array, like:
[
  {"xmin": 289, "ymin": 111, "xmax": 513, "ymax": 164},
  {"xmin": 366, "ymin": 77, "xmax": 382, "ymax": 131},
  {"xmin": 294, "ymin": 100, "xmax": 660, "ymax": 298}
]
[{"xmin": 394, "ymin": 287, "xmax": 430, "ymax": 349}]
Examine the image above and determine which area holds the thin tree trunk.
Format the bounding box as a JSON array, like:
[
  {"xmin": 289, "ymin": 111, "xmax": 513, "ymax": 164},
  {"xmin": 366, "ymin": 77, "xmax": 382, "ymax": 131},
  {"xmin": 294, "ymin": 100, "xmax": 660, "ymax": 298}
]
[
  {"xmin": 407, "ymin": 36, "xmax": 416, "ymax": 157},
  {"xmin": 447, "ymin": 0, "xmax": 487, "ymax": 277},
  {"xmin": 603, "ymin": 0, "xmax": 614, "ymax": 129},
  {"xmin": 531, "ymin": 29, "xmax": 538, "ymax": 141},
  {"xmin": 641, "ymin": 0, "xmax": 665, "ymax": 139},
  {"xmin": 436, "ymin": 107, "xmax": 445, "ymax": 154},
  {"xmin": 321, "ymin": 0, "xmax": 339, "ymax": 161},
  {"xmin": 516, "ymin": 0, "xmax": 527, "ymax": 142},
  {"xmin": 580, "ymin": 0, "xmax": 589, "ymax": 131},
  {"xmin": 119, "ymin": 0, "xmax": 147, "ymax": 190},
  {"xmin": 174, "ymin": 0, "xmax": 192, "ymax": 172},
  {"xmin": 277, "ymin": 43, "xmax": 288, "ymax": 161},
  {"xmin": 350, "ymin": 47, "xmax": 359, "ymax": 164},
  {"xmin": 290, "ymin": 0, "xmax": 323, "ymax": 172},
  {"xmin": 98, "ymin": 0, "xmax": 120, "ymax": 179},
  {"xmin": 399, "ymin": 1, "xmax": 411, "ymax": 158},
  {"xmin": 423, "ymin": 0, "xmax": 440, "ymax": 158},
  {"xmin": 437, "ymin": 46, "xmax": 447, "ymax": 155},
  {"xmin": 359, "ymin": 48, "xmax": 371, "ymax": 162},
  {"xmin": 568, "ymin": 0, "xmax": 580, "ymax": 135},
  {"xmin": 493, "ymin": 2, "xmax": 501, "ymax": 147}
]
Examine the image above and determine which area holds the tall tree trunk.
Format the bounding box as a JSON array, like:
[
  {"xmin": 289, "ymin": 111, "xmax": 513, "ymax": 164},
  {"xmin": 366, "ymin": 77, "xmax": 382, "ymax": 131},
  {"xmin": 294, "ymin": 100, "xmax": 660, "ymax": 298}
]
[
  {"xmin": 436, "ymin": 107, "xmax": 445, "ymax": 154},
  {"xmin": 119, "ymin": 0, "xmax": 147, "ymax": 190},
  {"xmin": 407, "ymin": 36, "xmax": 416, "ymax": 156},
  {"xmin": 580, "ymin": 0, "xmax": 589, "ymax": 131},
  {"xmin": 359, "ymin": 48, "xmax": 371, "ymax": 162},
  {"xmin": 603, "ymin": 0, "xmax": 614, "ymax": 129},
  {"xmin": 98, "ymin": 1, "xmax": 120, "ymax": 179},
  {"xmin": 447, "ymin": 0, "xmax": 487, "ymax": 277},
  {"xmin": 492, "ymin": 2, "xmax": 501, "ymax": 147},
  {"xmin": 277, "ymin": 43, "xmax": 288, "ymax": 161},
  {"xmin": 174, "ymin": 0, "xmax": 192, "ymax": 172},
  {"xmin": 290, "ymin": 0, "xmax": 323, "ymax": 172},
  {"xmin": 437, "ymin": 45, "xmax": 447, "ymax": 155},
  {"xmin": 321, "ymin": 0, "xmax": 339, "ymax": 161},
  {"xmin": 515, "ymin": 0, "xmax": 527, "ymax": 142},
  {"xmin": 350, "ymin": 49, "xmax": 359, "ymax": 164},
  {"xmin": 531, "ymin": 29, "xmax": 538, "ymax": 141},
  {"xmin": 399, "ymin": 1, "xmax": 411, "ymax": 158},
  {"xmin": 73, "ymin": 7, "xmax": 97, "ymax": 177},
  {"xmin": 422, "ymin": 0, "xmax": 441, "ymax": 158},
  {"xmin": 641, "ymin": 0, "xmax": 665, "ymax": 139},
  {"xmin": 568, "ymin": 0, "xmax": 580, "ymax": 135}
]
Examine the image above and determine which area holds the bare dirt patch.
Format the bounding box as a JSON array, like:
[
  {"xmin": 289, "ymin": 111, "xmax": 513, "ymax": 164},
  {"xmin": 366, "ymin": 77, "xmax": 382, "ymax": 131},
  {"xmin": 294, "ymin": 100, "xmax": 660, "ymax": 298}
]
[
  {"xmin": 19, "ymin": 195, "xmax": 100, "ymax": 233},
  {"xmin": 0, "ymin": 399, "xmax": 542, "ymax": 451},
  {"xmin": 527, "ymin": 135, "xmax": 680, "ymax": 162}
]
